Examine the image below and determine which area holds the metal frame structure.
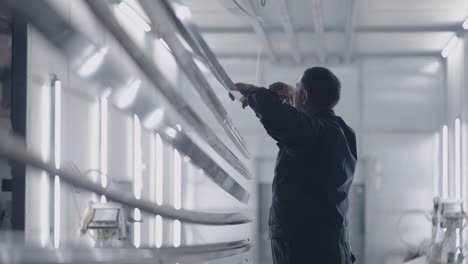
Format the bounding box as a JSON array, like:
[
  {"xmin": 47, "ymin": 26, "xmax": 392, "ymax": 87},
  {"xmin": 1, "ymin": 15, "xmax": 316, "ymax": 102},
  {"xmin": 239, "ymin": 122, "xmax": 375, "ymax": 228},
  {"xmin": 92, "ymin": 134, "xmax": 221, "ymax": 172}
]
[
  {"xmin": 0, "ymin": 132, "xmax": 251, "ymax": 225},
  {"xmin": 311, "ymin": 0, "xmax": 326, "ymax": 64},
  {"xmin": 0, "ymin": 0, "xmax": 253, "ymax": 205},
  {"xmin": 198, "ymin": 25, "xmax": 461, "ymax": 34},
  {"xmin": 0, "ymin": 237, "xmax": 251, "ymax": 263},
  {"xmin": 243, "ymin": 0, "xmax": 278, "ymax": 61},
  {"xmin": 115, "ymin": 0, "xmax": 251, "ymax": 159},
  {"xmin": 278, "ymin": 0, "xmax": 301, "ymax": 63},
  {"xmin": 344, "ymin": 0, "xmax": 357, "ymax": 64}
]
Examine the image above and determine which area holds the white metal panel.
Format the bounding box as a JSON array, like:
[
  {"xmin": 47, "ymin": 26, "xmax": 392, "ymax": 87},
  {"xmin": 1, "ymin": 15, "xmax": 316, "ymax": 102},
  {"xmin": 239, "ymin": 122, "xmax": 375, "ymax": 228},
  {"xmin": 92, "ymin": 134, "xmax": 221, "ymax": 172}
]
[
  {"xmin": 357, "ymin": 0, "xmax": 468, "ymax": 27},
  {"xmin": 362, "ymin": 58, "xmax": 443, "ymax": 131}
]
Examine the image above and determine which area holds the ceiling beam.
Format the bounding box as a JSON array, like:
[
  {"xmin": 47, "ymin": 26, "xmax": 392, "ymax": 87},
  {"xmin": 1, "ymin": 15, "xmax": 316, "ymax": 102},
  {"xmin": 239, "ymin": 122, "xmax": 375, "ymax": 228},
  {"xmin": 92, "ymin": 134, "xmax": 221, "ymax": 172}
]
[
  {"xmin": 344, "ymin": 0, "xmax": 357, "ymax": 63},
  {"xmin": 198, "ymin": 24, "xmax": 460, "ymax": 34},
  {"xmin": 214, "ymin": 51, "xmax": 441, "ymax": 60},
  {"xmin": 310, "ymin": 0, "xmax": 326, "ymax": 64},
  {"xmin": 243, "ymin": 0, "xmax": 278, "ymax": 60},
  {"xmin": 277, "ymin": 0, "xmax": 301, "ymax": 63}
]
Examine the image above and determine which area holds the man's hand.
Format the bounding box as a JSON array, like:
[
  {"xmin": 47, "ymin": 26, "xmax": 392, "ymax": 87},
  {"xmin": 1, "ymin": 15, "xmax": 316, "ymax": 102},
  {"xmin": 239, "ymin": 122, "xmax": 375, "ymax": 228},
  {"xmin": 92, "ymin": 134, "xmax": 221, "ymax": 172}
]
[
  {"xmin": 269, "ymin": 82, "xmax": 294, "ymax": 105},
  {"xmin": 235, "ymin": 82, "xmax": 257, "ymax": 96}
]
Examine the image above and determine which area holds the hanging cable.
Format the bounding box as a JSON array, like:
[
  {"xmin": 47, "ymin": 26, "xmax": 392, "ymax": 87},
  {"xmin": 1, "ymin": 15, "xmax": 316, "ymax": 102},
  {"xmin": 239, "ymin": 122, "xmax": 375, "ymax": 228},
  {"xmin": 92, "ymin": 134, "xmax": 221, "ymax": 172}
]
[{"xmin": 231, "ymin": 0, "xmax": 263, "ymax": 21}]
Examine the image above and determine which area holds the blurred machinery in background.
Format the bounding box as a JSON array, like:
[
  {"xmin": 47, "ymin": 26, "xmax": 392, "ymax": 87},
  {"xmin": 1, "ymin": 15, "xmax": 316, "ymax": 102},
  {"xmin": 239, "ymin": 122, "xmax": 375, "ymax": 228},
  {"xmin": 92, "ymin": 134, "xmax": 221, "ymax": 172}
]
[
  {"xmin": 404, "ymin": 198, "xmax": 467, "ymax": 264},
  {"xmin": 427, "ymin": 198, "xmax": 466, "ymax": 264},
  {"xmin": 79, "ymin": 202, "xmax": 130, "ymax": 248}
]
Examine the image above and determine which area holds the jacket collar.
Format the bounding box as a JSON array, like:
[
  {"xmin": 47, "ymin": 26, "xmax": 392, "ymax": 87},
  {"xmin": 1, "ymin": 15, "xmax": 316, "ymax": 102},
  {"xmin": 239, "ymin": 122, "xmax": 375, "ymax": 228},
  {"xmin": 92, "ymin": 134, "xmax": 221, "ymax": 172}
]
[{"xmin": 314, "ymin": 109, "xmax": 335, "ymax": 117}]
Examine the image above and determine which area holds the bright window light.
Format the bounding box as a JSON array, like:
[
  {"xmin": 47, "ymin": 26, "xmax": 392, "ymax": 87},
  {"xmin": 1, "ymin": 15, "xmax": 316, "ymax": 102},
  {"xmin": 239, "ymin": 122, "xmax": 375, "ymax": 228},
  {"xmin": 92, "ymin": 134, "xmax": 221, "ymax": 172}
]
[
  {"xmin": 156, "ymin": 215, "xmax": 163, "ymax": 248},
  {"xmin": 463, "ymin": 17, "xmax": 468, "ymax": 30},
  {"xmin": 442, "ymin": 125, "xmax": 448, "ymax": 198},
  {"xmin": 143, "ymin": 108, "xmax": 164, "ymax": 129},
  {"xmin": 173, "ymin": 219, "xmax": 181, "ymax": 247},
  {"xmin": 116, "ymin": 79, "xmax": 141, "ymax": 108},
  {"xmin": 100, "ymin": 195, "xmax": 107, "ymax": 203},
  {"xmin": 156, "ymin": 134, "xmax": 163, "ymax": 206},
  {"xmin": 133, "ymin": 115, "xmax": 142, "ymax": 200},
  {"xmin": 134, "ymin": 208, "xmax": 141, "ymax": 248},
  {"xmin": 100, "ymin": 98, "xmax": 108, "ymax": 188},
  {"xmin": 165, "ymin": 127, "xmax": 177, "ymax": 138},
  {"xmin": 455, "ymin": 118, "xmax": 461, "ymax": 198},
  {"xmin": 442, "ymin": 35, "xmax": 460, "ymax": 58},
  {"xmin": 183, "ymin": 156, "xmax": 190, "ymax": 163},
  {"xmin": 118, "ymin": 1, "xmax": 151, "ymax": 32},
  {"xmin": 78, "ymin": 47, "xmax": 108, "ymax": 77},
  {"xmin": 174, "ymin": 149, "xmax": 181, "ymax": 210}
]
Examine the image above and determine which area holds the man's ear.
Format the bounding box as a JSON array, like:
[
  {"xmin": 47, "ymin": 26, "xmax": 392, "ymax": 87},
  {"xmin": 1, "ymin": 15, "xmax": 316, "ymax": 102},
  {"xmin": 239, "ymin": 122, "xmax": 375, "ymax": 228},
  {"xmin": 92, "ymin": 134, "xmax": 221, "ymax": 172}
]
[{"xmin": 301, "ymin": 89, "xmax": 309, "ymax": 106}]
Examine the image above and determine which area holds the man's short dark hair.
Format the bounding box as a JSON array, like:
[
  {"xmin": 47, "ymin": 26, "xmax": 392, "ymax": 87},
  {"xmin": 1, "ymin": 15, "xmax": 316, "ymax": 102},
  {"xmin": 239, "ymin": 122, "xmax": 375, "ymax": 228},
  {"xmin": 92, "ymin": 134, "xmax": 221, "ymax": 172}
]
[{"xmin": 300, "ymin": 67, "xmax": 341, "ymax": 109}]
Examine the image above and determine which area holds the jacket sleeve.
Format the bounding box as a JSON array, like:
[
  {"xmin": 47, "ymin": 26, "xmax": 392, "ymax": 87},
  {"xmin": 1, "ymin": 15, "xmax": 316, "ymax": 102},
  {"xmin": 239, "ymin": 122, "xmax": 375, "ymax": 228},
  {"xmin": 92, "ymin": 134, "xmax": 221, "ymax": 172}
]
[{"xmin": 246, "ymin": 87, "xmax": 321, "ymax": 147}]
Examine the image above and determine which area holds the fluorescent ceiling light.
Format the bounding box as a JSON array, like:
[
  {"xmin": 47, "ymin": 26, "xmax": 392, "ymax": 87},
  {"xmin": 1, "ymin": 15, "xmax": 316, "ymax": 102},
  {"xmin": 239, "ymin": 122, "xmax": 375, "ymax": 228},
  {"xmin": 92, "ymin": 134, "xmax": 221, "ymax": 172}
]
[
  {"xmin": 463, "ymin": 17, "xmax": 468, "ymax": 30},
  {"xmin": 118, "ymin": 1, "xmax": 151, "ymax": 32},
  {"xmin": 176, "ymin": 124, "xmax": 182, "ymax": 132},
  {"xmin": 442, "ymin": 36, "xmax": 459, "ymax": 58},
  {"xmin": 78, "ymin": 47, "xmax": 109, "ymax": 77}
]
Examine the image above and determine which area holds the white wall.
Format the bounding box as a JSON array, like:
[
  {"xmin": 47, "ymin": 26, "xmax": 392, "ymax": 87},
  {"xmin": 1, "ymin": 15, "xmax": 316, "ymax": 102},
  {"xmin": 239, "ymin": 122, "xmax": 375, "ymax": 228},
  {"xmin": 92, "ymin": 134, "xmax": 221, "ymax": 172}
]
[{"xmin": 217, "ymin": 56, "xmax": 444, "ymax": 264}]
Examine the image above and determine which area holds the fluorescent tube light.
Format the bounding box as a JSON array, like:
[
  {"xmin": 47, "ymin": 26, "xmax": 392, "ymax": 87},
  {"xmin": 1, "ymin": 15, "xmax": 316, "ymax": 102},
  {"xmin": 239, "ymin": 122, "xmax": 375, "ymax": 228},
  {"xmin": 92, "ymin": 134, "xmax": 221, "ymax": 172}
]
[{"xmin": 442, "ymin": 36, "xmax": 459, "ymax": 58}]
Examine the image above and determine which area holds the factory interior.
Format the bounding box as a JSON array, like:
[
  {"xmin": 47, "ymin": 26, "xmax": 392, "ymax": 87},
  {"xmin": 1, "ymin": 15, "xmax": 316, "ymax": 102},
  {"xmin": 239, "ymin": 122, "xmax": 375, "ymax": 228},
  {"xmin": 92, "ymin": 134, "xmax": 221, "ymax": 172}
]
[{"xmin": 0, "ymin": 0, "xmax": 468, "ymax": 263}]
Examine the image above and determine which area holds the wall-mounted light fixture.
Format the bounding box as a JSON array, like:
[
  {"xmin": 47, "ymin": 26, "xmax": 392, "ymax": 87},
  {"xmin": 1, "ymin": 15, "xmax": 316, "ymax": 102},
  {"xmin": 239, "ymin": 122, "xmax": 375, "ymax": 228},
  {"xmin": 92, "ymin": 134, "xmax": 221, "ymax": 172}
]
[
  {"xmin": 442, "ymin": 125, "xmax": 448, "ymax": 198},
  {"xmin": 441, "ymin": 35, "xmax": 459, "ymax": 58},
  {"xmin": 455, "ymin": 118, "xmax": 461, "ymax": 198}
]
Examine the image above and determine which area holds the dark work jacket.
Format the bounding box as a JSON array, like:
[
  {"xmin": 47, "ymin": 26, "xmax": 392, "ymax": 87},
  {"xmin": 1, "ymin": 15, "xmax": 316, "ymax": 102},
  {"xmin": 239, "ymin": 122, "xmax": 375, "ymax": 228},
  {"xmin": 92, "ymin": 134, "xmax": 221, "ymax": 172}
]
[{"xmin": 246, "ymin": 87, "xmax": 357, "ymax": 261}]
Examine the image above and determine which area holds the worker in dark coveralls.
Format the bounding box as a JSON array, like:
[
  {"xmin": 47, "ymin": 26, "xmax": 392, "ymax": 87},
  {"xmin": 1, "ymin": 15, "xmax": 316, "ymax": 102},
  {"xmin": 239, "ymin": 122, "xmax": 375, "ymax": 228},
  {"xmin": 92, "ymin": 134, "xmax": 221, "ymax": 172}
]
[{"xmin": 236, "ymin": 67, "xmax": 357, "ymax": 264}]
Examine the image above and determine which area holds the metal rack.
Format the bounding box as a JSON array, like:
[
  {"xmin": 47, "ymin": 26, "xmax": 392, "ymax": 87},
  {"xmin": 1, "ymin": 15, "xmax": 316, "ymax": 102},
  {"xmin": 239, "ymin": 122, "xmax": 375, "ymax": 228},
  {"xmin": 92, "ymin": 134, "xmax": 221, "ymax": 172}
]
[
  {"xmin": 0, "ymin": 0, "xmax": 254, "ymax": 262},
  {"xmin": 0, "ymin": 236, "xmax": 251, "ymax": 263},
  {"xmin": 0, "ymin": 0, "xmax": 252, "ymax": 193}
]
